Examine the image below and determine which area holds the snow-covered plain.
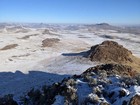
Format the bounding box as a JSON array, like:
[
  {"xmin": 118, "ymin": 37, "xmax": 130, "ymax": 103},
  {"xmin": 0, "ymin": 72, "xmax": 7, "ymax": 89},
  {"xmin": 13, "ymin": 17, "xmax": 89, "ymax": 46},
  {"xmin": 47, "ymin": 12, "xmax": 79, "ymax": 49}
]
[{"xmin": 0, "ymin": 24, "xmax": 140, "ymax": 99}]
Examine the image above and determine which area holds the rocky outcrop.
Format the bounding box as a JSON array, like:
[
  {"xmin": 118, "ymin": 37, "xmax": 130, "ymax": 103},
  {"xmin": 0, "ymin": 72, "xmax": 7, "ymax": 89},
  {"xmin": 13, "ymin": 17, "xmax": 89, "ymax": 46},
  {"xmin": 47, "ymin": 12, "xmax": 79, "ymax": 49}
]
[
  {"xmin": 0, "ymin": 44, "xmax": 18, "ymax": 50},
  {"xmin": 42, "ymin": 29, "xmax": 51, "ymax": 34},
  {"xmin": 83, "ymin": 63, "xmax": 137, "ymax": 77},
  {"xmin": 129, "ymin": 95, "xmax": 140, "ymax": 105},
  {"xmin": 42, "ymin": 38, "xmax": 60, "ymax": 47},
  {"xmin": 16, "ymin": 63, "xmax": 140, "ymax": 105},
  {"xmin": 88, "ymin": 41, "xmax": 133, "ymax": 63}
]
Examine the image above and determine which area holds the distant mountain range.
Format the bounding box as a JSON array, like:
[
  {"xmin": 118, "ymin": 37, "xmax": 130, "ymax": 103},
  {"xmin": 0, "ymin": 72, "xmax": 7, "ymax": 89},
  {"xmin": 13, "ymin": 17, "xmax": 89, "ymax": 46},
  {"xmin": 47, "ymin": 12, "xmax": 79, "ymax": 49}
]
[{"xmin": 0, "ymin": 22, "xmax": 140, "ymax": 34}]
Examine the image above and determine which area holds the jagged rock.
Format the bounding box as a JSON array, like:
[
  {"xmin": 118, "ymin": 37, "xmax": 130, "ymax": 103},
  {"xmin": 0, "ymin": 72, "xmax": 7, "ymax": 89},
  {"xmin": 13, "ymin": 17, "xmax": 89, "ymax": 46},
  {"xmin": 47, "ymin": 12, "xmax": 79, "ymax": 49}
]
[
  {"xmin": 9, "ymin": 62, "xmax": 140, "ymax": 105},
  {"xmin": 63, "ymin": 86, "xmax": 77, "ymax": 105},
  {"xmin": 93, "ymin": 87, "xmax": 102, "ymax": 97},
  {"xmin": 83, "ymin": 63, "xmax": 136, "ymax": 77},
  {"xmin": 65, "ymin": 78, "xmax": 76, "ymax": 86},
  {"xmin": 88, "ymin": 41, "xmax": 133, "ymax": 63},
  {"xmin": 129, "ymin": 95, "xmax": 140, "ymax": 105},
  {"xmin": 119, "ymin": 89, "xmax": 127, "ymax": 98},
  {"xmin": 85, "ymin": 94, "xmax": 100, "ymax": 104}
]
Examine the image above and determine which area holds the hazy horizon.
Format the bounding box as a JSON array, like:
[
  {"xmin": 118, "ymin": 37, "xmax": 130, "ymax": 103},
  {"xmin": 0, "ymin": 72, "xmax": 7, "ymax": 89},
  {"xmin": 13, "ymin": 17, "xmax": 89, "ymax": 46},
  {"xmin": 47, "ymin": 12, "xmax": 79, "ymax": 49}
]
[{"xmin": 0, "ymin": 0, "xmax": 140, "ymax": 25}]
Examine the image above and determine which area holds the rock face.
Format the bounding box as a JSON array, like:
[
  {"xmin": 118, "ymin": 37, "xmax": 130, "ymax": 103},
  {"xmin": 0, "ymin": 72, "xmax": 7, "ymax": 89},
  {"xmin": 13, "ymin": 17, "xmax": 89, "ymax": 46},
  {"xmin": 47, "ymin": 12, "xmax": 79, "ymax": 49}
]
[
  {"xmin": 129, "ymin": 95, "xmax": 140, "ymax": 105},
  {"xmin": 88, "ymin": 41, "xmax": 133, "ymax": 63}
]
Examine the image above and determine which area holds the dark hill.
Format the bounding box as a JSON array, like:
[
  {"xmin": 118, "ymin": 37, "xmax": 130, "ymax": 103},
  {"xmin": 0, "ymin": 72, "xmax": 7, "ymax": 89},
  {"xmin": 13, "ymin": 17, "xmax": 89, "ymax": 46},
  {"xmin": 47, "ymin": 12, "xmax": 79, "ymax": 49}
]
[{"xmin": 88, "ymin": 41, "xmax": 133, "ymax": 63}]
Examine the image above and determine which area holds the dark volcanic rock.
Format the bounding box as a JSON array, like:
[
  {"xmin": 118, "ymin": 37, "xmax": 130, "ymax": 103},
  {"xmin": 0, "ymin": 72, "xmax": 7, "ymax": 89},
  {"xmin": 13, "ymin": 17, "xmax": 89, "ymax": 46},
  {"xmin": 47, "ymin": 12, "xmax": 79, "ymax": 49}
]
[{"xmin": 88, "ymin": 41, "xmax": 133, "ymax": 63}]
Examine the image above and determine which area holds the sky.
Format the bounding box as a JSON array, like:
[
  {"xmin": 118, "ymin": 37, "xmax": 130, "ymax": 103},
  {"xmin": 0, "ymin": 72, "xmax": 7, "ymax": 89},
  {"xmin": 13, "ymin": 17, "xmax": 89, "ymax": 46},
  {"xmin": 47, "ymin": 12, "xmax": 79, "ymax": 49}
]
[{"xmin": 0, "ymin": 0, "xmax": 140, "ymax": 25}]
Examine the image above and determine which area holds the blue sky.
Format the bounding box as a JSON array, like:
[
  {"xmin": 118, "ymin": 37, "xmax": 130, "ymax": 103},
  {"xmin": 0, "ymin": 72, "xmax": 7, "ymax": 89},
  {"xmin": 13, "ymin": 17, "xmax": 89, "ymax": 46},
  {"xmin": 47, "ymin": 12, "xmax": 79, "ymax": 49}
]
[{"xmin": 0, "ymin": 0, "xmax": 140, "ymax": 25}]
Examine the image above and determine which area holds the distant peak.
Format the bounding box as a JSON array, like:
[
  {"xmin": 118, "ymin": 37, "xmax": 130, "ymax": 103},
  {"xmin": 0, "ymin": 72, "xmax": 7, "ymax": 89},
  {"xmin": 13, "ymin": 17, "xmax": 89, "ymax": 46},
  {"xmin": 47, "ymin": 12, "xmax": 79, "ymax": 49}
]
[{"xmin": 96, "ymin": 23, "xmax": 110, "ymax": 26}]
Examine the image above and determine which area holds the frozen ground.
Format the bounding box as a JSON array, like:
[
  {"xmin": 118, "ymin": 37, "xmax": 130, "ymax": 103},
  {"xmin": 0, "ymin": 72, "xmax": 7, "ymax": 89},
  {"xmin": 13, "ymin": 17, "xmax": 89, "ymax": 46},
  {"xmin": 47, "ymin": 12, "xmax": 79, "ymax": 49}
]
[{"xmin": 0, "ymin": 24, "xmax": 140, "ymax": 99}]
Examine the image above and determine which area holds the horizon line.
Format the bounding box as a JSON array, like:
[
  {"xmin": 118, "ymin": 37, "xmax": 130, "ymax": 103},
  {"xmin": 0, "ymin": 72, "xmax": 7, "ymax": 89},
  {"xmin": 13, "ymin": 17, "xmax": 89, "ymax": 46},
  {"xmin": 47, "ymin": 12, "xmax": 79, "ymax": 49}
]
[{"xmin": 0, "ymin": 21, "xmax": 140, "ymax": 26}]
